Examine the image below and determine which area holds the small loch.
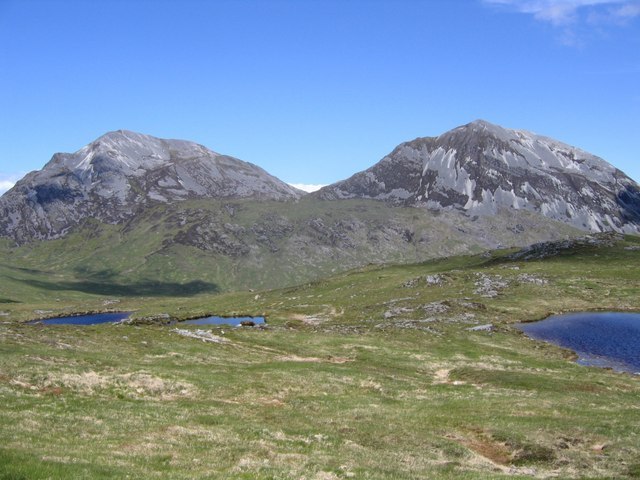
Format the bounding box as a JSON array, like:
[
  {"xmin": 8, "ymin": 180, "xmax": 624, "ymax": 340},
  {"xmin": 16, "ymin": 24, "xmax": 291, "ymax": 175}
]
[
  {"xmin": 32, "ymin": 312, "xmax": 131, "ymax": 325},
  {"xmin": 180, "ymin": 316, "xmax": 265, "ymax": 327},
  {"xmin": 517, "ymin": 312, "xmax": 640, "ymax": 374}
]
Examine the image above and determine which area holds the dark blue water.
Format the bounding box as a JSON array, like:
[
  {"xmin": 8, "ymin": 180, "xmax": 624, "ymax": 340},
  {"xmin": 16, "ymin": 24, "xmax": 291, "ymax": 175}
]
[
  {"xmin": 517, "ymin": 312, "xmax": 640, "ymax": 374},
  {"xmin": 34, "ymin": 312, "xmax": 131, "ymax": 325},
  {"xmin": 181, "ymin": 316, "xmax": 265, "ymax": 326}
]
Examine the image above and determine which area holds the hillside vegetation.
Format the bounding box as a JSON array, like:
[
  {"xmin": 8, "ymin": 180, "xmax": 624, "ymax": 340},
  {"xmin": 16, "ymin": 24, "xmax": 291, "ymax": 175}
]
[
  {"xmin": 0, "ymin": 198, "xmax": 580, "ymax": 297},
  {"xmin": 1, "ymin": 234, "xmax": 639, "ymax": 478}
]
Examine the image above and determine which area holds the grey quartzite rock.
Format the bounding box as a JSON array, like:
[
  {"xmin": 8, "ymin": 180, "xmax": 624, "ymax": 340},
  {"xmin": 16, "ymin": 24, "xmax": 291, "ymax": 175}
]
[
  {"xmin": 0, "ymin": 130, "xmax": 302, "ymax": 244},
  {"xmin": 316, "ymin": 120, "xmax": 640, "ymax": 234}
]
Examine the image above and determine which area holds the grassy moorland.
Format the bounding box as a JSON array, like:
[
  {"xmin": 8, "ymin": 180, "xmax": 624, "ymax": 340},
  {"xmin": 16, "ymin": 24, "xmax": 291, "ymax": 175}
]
[{"xmin": 1, "ymin": 233, "xmax": 639, "ymax": 479}]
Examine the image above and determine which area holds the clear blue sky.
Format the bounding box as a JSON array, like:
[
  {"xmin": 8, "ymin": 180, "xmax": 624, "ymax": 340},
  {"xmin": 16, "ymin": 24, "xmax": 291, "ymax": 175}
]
[{"xmin": 1, "ymin": 0, "xmax": 639, "ymax": 193}]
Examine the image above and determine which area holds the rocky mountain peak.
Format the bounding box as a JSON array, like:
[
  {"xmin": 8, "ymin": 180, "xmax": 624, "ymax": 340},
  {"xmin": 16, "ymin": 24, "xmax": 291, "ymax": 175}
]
[
  {"xmin": 47, "ymin": 130, "xmax": 218, "ymax": 181},
  {"xmin": 452, "ymin": 119, "xmax": 513, "ymax": 139},
  {"xmin": 317, "ymin": 121, "xmax": 640, "ymax": 233},
  {"xmin": 0, "ymin": 131, "xmax": 302, "ymax": 243}
]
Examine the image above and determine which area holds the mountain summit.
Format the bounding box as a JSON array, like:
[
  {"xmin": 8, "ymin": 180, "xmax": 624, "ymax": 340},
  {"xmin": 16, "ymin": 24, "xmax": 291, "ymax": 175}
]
[
  {"xmin": 0, "ymin": 130, "xmax": 302, "ymax": 242},
  {"xmin": 317, "ymin": 120, "xmax": 640, "ymax": 233}
]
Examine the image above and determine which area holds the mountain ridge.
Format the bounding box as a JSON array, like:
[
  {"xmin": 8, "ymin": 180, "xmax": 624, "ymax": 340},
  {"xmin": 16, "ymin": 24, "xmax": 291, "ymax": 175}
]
[
  {"xmin": 3, "ymin": 121, "xmax": 635, "ymax": 291},
  {"xmin": 1, "ymin": 120, "xmax": 638, "ymax": 253}
]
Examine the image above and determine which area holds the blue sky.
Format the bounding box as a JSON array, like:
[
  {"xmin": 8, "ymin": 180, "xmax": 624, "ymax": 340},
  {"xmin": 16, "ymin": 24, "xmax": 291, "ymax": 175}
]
[{"xmin": 0, "ymin": 0, "xmax": 639, "ymax": 193}]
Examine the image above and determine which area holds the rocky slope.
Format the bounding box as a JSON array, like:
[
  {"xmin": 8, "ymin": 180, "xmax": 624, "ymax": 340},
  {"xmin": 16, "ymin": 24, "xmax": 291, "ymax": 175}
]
[
  {"xmin": 316, "ymin": 120, "xmax": 640, "ymax": 233},
  {"xmin": 2, "ymin": 197, "xmax": 581, "ymax": 292},
  {"xmin": 0, "ymin": 130, "xmax": 302, "ymax": 243}
]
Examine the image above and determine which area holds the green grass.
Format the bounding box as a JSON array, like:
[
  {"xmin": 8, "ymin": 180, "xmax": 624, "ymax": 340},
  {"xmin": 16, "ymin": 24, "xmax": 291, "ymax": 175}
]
[{"xmin": 1, "ymin": 234, "xmax": 639, "ymax": 478}]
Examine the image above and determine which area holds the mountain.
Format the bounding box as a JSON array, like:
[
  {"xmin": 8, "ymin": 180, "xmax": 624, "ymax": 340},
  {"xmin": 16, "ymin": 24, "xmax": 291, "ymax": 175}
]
[
  {"xmin": 316, "ymin": 120, "xmax": 640, "ymax": 233},
  {"xmin": 1, "ymin": 123, "xmax": 635, "ymax": 293},
  {"xmin": 0, "ymin": 130, "xmax": 302, "ymax": 243}
]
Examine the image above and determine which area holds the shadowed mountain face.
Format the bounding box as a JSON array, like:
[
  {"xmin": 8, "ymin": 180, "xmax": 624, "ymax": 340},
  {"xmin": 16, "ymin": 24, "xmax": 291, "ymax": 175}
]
[
  {"xmin": 316, "ymin": 120, "xmax": 640, "ymax": 233},
  {"xmin": 0, "ymin": 130, "xmax": 302, "ymax": 243}
]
